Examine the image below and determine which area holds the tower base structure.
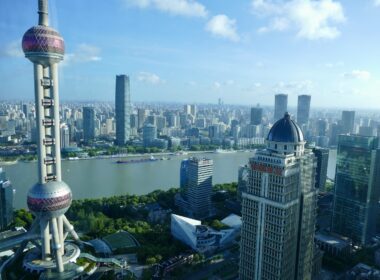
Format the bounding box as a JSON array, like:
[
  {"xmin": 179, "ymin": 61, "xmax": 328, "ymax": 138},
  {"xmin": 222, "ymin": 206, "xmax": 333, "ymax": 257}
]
[{"xmin": 23, "ymin": 243, "xmax": 80, "ymax": 273}]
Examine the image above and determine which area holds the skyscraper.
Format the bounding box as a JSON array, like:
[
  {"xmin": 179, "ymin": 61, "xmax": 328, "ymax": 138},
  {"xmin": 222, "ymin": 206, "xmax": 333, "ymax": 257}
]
[
  {"xmin": 138, "ymin": 108, "xmax": 147, "ymax": 129},
  {"xmin": 250, "ymin": 107, "xmax": 263, "ymax": 125},
  {"xmin": 176, "ymin": 158, "xmax": 213, "ymax": 219},
  {"xmin": 184, "ymin": 104, "xmax": 191, "ymax": 115},
  {"xmin": 341, "ymin": 110, "xmax": 355, "ymax": 134},
  {"xmin": 239, "ymin": 113, "xmax": 317, "ymax": 280},
  {"xmin": 143, "ymin": 124, "xmax": 157, "ymax": 147},
  {"xmin": 19, "ymin": 0, "xmax": 80, "ymax": 273},
  {"xmin": 83, "ymin": 106, "xmax": 95, "ymax": 143},
  {"xmin": 312, "ymin": 147, "xmax": 329, "ymax": 190},
  {"xmin": 22, "ymin": 103, "xmax": 31, "ymax": 119},
  {"xmin": 60, "ymin": 123, "xmax": 70, "ymax": 149},
  {"xmin": 274, "ymin": 94, "xmax": 288, "ymax": 121},
  {"xmin": 297, "ymin": 95, "xmax": 311, "ymax": 126},
  {"xmin": 332, "ymin": 135, "xmax": 380, "ymax": 245},
  {"xmin": 115, "ymin": 74, "xmax": 131, "ymax": 146},
  {"xmin": 0, "ymin": 168, "xmax": 14, "ymax": 231},
  {"xmin": 316, "ymin": 119, "xmax": 328, "ymax": 136},
  {"xmin": 190, "ymin": 104, "xmax": 197, "ymax": 117}
]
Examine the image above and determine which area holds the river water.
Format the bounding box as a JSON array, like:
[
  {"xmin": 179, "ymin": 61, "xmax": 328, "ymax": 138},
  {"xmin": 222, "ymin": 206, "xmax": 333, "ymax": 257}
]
[{"xmin": 1, "ymin": 150, "xmax": 337, "ymax": 209}]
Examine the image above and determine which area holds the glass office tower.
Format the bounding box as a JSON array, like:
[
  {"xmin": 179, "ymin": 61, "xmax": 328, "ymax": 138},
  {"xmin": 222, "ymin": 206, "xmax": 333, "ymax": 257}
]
[{"xmin": 332, "ymin": 135, "xmax": 380, "ymax": 245}]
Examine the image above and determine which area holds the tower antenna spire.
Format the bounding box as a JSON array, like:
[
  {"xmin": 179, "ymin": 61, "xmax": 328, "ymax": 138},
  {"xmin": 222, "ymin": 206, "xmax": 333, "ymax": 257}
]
[{"xmin": 38, "ymin": 0, "xmax": 48, "ymax": 26}]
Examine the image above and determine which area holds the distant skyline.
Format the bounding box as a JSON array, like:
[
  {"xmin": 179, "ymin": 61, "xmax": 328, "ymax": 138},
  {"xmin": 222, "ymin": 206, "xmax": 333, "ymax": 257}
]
[{"xmin": 1, "ymin": 0, "xmax": 380, "ymax": 108}]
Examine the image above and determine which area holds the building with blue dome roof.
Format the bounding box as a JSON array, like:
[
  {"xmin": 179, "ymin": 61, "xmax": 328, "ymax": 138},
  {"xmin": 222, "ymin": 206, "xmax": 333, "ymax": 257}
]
[{"xmin": 239, "ymin": 112, "xmax": 319, "ymax": 280}]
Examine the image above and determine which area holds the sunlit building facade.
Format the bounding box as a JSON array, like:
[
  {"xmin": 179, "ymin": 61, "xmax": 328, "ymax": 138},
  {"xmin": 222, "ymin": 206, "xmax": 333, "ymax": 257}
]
[
  {"xmin": 332, "ymin": 135, "xmax": 380, "ymax": 245},
  {"xmin": 274, "ymin": 94, "xmax": 288, "ymax": 121},
  {"xmin": 115, "ymin": 74, "xmax": 131, "ymax": 146},
  {"xmin": 176, "ymin": 158, "xmax": 213, "ymax": 219},
  {"xmin": 239, "ymin": 113, "xmax": 317, "ymax": 280}
]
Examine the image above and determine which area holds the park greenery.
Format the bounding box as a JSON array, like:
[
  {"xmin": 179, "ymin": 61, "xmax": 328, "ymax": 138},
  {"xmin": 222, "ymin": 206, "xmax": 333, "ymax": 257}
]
[{"xmin": 12, "ymin": 183, "xmax": 239, "ymax": 266}]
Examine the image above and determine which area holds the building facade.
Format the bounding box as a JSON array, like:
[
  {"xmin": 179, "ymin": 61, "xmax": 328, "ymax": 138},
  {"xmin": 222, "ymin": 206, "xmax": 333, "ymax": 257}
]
[
  {"xmin": 115, "ymin": 75, "xmax": 131, "ymax": 146},
  {"xmin": 312, "ymin": 147, "xmax": 329, "ymax": 190},
  {"xmin": 297, "ymin": 95, "xmax": 311, "ymax": 126},
  {"xmin": 274, "ymin": 94, "xmax": 288, "ymax": 121},
  {"xmin": 0, "ymin": 168, "xmax": 14, "ymax": 231},
  {"xmin": 239, "ymin": 113, "xmax": 317, "ymax": 280},
  {"xmin": 251, "ymin": 107, "xmax": 263, "ymax": 125},
  {"xmin": 83, "ymin": 106, "xmax": 95, "ymax": 143},
  {"xmin": 60, "ymin": 123, "xmax": 70, "ymax": 149},
  {"xmin": 341, "ymin": 110, "xmax": 355, "ymax": 134},
  {"xmin": 142, "ymin": 124, "xmax": 157, "ymax": 147},
  {"xmin": 332, "ymin": 135, "xmax": 380, "ymax": 245},
  {"xmin": 176, "ymin": 158, "xmax": 213, "ymax": 219}
]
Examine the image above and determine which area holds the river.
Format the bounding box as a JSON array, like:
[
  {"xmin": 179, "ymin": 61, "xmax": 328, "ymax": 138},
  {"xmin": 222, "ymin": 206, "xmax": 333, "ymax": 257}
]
[{"xmin": 1, "ymin": 150, "xmax": 337, "ymax": 209}]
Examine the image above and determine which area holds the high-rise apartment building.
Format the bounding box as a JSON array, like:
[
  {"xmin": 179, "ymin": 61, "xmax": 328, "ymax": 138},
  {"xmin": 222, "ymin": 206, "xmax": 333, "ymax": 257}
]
[
  {"xmin": 184, "ymin": 104, "xmax": 191, "ymax": 115},
  {"xmin": 251, "ymin": 107, "xmax": 263, "ymax": 125},
  {"xmin": 274, "ymin": 94, "xmax": 288, "ymax": 121},
  {"xmin": 332, "ymin": 135, "xmax": 380, "ymax": 245},
  {"xmin": 138, "ymin": 108, "xmax": 147, "ymax": 129},
  {"xmin": 0, "ymin": 168, "xmax": 14, "ymax": 231},
  {"xmin": 115, "ymin": 75, "xmax": 131, "ymax": 146},
  {"xmin": 312, "ymin": 147, "xmax": 329, "ymax": 190},
  {"xmin": 341, "ymin": 110, "xmax": 355, "ymax": 134},
  {"xmin": 317, "ymin": 119, "xmax": 328, "ymax": 137},
  {"xmin": 83, "ymin": 107, "xmax": 95, "ymax": 143},
  {"xmin": 60, "ymin": 123, "xmax": 70, "ymax": 149},
  {"xmin": 297, "ymin": 95, "xmax": 311, "ymax": 126},
  {"xmin": 190, "ymin": 104, "xmax": 197, "ymax": 117},
  {"xmin": 240, "ymin": 113, "xmax": 317, "ymax": 280},
  {"xmin": 22, "ymin": 103, "xmax": 31, "ymax": 119},
  {"xmin": 143, "ymin": 124, "xmax": 157, "ymax": 147},
  {"xmin": 176, "ymin": 158, "xmax": 213, "ymax": 219}
]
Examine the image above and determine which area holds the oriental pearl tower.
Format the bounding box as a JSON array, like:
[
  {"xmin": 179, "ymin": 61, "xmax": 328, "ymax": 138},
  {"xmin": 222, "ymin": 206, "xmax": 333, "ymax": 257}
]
[{"xmin": 21, "ymin": 0, "xmax": 80, "ymax": 273}]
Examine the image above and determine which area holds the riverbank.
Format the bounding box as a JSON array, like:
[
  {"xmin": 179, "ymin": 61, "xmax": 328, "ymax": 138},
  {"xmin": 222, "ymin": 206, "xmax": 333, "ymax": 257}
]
[{"xmin": 4, "ymin": 151, "xmax": 253, "ymax": 210}]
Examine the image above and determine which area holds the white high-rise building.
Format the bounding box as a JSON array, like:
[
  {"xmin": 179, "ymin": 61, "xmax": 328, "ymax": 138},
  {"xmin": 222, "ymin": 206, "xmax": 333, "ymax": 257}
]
[
  {"xmin": 239, "ymin": 113, "xmax": 317, "ymax": 280},
  {"xmin": 60, "ymin": 123, "xmax": 70, "ymax": 149},
  {"xmin": 176, "ymin": 158, "xmax": 213, "ymax": 219}
]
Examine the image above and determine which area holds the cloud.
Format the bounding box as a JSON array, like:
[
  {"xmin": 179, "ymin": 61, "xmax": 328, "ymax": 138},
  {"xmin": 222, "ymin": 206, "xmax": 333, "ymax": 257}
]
[
  {"xmin": 124, "ymin": 0, "xmax": 208, "ymax": 17},
  {"xmin": 374, "ymin": 0, "xmax": 380, "ymax": 6},
  {"xmin": 252, "ymin": 0, "xmax": 346, "ymax": 40},
  {"xmin": 205, "ymin": 15, "xmax": 240, "ymax": 42},
  {"xmin": 324, "ymin": 61, "xmax": 344, "ymax": 68},
  {"xmin": 342, "ymin": 70, "xmax": 371, "ymax": 81},
  {"xmin": 137, "ymin": 72, "xmax": 165, "ymax": 84},
  {"xmin": 213, "ymin": 81, "xmax": 222, "ymax": 89},
  {"xmin": 0, "ymin": 40, "xmax": 23, "ymax": 58},
  {"xmin": 63, "ymin": 44, "xmax": 102, "ymax": 66},
  {"xmin": 273, "ymin": 80, "xmax": 313, "ymax": 93}
]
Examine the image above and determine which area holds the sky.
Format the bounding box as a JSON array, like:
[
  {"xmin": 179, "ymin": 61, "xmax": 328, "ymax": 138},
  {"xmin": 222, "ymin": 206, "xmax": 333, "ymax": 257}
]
[{"xmin": 0, "ymin": 0, "xmax": 380, "ymax": 108}]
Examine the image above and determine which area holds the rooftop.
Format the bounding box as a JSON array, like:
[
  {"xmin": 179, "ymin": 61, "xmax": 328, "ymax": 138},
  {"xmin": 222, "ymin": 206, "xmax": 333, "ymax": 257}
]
[{"xmin": 267, "ymin": 112, "xmax": 304, "ymax": 143}]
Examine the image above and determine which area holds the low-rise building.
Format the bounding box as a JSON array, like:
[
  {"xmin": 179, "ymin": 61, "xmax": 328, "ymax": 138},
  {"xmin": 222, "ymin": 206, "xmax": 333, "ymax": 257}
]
[
  {"xmin": 314, "ymin": 232, "xmax": 351, "ymax": 258},
  {"xmin": 346, "ymin": 263, "xmax": 380, "ymax": 280},
  {"xmin": 171, "ymin": 214, "xmax": 241, "ymax": 254}
]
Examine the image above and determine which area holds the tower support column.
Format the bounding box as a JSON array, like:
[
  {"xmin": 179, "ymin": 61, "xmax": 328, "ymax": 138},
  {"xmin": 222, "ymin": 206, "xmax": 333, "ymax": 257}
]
[
  {"xmin": 40, "ymin": 218, "xmax": 51, "ymax": 260},
  {"xmin": 51, "ymin": 218, "xmax": 64, "ymax": 272},
  {"xmin": 34, "ymin": 63, "xmax": 46, "ymax": 183},
  {"xmin": 50, "ymin": 63, "xmax": 62, "ymax": 181}
]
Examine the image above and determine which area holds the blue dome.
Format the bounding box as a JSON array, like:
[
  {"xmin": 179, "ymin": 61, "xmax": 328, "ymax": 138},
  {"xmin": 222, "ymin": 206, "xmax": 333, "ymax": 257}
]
[{"xmin": 267, "ymin": 112, "xmax": 304, "ymax": 143}]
